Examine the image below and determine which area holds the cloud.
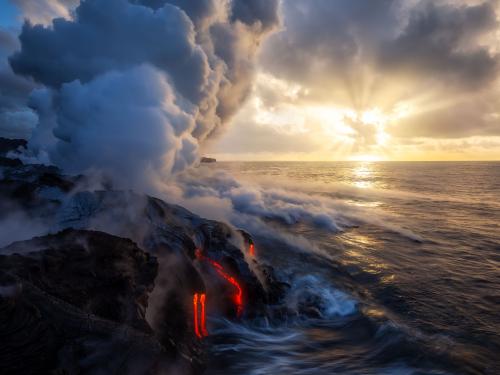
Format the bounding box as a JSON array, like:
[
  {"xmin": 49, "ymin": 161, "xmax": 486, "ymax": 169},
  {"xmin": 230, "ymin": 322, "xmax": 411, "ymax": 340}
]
[
  {"xmin": 230, "ymin": 0, "xmax": 280, "ymax": 31},
  {"xmin": 5, "ymin": 0, "xmax": 280, "ymax": 186},
  {"xmin": 260, "ymin": 0, "xmax": 400, "ymax": 102},
  {"xmin": 9, "ymin": 0, "xmax": 79, "ymax": 25},
  {"xmin": 10, "ymin": 0, "xmax": 210, "ymax": 104},
  {"xmin": 214, "ymin": 119, "xmax": 319, "ymax": 155},
  {"xmin": 251, "ymin": 0, "xmax": 500, "ymax": 145},
  {"xmin": 5, "ymin": 0, "xmax": 500, "ymax": 160},
  {"xmin": 0, "ymin": 27, "xmax": 37, "ymax": 139},
  {"xmin": 388, "ymin": 91, "xmax": 500, "ymax": 138},
  {"xmin": 40, "ymin": 65, "xmax": 198, "ymax": 191},
  {"xmin": 262, "ymin": 0, "xmax": 498, "ymax": 93},
  {"xmin": 378, "ymin": 0, "xmax": 499, "ymax": 90}
]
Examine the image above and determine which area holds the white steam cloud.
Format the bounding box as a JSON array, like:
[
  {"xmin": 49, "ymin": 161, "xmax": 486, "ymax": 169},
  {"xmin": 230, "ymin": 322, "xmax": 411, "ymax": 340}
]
[
  {"xmin": 34, "ymin": 65, "xmax": 198, "ymax": 190},
  {"xmin": 161, "ymin": 167, "xmax": 424, "ymax": 253},
  {"xmin": 7, "ymin": 0, "xmax": 279, "ymax": 187}
]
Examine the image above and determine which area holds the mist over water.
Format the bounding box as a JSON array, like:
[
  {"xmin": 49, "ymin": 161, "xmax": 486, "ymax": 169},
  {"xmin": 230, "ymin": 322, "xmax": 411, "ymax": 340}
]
[{"xmin": 200, "ymin": 161, "xmax": 500, "ymax": 375}]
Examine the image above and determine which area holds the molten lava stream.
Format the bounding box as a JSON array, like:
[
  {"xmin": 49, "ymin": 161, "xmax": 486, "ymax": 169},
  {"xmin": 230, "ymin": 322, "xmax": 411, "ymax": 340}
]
[
  {"xmin": 193, "ymin": 293, "xmax": 201, "ymax": 339},
  {"xmin": 200, "ymin": 293, "xmax": 208, "ymax": 337},
  {"xmin": 195, "ymin": 249, "xmax": 244, "ymax": 317},
  {"xmin": 208, "ymin": 259, "xmax": 244, "ymax": 317},
  {"xmin": 193, "ymin": 293, "xmax": 208, "ymax": 339}
]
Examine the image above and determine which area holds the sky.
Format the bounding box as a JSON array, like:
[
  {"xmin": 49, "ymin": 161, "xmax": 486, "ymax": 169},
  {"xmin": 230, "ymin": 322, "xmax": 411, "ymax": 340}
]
[
  {"xmin": 0, "ymin": 1, "xmax": 18, "ymax": 27},
  {"xmin": 211, "ymin": 0, "xmax": 500, "ymax": 161},
  {"xmin": 1, "ymin": 0, "xmax": 500, "ymax": 161}
]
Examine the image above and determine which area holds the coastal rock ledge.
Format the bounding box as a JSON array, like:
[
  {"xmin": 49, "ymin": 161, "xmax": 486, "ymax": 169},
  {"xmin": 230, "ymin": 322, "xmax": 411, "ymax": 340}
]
[{"xmin": 0, "ymin": 138, "xmax": 287, "ymax": 374}]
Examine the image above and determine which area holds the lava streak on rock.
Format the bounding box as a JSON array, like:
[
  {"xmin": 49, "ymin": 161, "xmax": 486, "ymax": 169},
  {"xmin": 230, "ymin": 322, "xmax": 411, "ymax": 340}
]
[
  {"xmin": 193, "ymin": 293, "xmax": 208, "ymax": 339},
  {"xmin": 195, "ymin": 249, "xmax": 244, "ymax": 318},
  {"xmin": 249, "ymin": 243, "xmax": 256, "ymax": 257}
]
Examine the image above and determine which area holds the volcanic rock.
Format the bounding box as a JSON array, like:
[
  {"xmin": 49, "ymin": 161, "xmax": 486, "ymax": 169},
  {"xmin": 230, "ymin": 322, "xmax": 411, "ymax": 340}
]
[
  {"xmin": 0, "ymin": 140, "xmax": 288, "ymax": 374},
  {"xmin": 0, "ymin": 229, "xmax": 202, "ymax": 374},
  {"xmin": 0, "ymin": 229, "xmax": 158, "ymax": 331}
]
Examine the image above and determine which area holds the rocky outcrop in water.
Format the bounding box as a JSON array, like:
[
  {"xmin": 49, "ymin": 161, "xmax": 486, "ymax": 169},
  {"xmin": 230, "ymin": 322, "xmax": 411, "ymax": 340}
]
[{"xmin": 0, "ymin": 139, "xmax": 287, "ymax": 374}]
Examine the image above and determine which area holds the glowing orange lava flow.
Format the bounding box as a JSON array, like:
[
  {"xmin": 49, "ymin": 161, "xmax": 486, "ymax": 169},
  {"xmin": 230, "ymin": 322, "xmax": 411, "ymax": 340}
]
[
  {"xmin": 193, "ymin": 292, "xmax": 208, "ymax": 339},
  {"xmin": 195, "ymin": 249, "xmax": 244, "ymax": 317},
  {"xmin": 193, "ymin": 293, "xmax": 201, "ymax": 339},
  {"xmin": 207, "ymin": 258, "xmax": 243, "ymax": 317},
  {"xmin": 200, "ymin": 293, "xmax": 208, "ymax": 337},
  {"xmin": 249, "ymin": 243, "xmax": 255, "ymax": 256}
]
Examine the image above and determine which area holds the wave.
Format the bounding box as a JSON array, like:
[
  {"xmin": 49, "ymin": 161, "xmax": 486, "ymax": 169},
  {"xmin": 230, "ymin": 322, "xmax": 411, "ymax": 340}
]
[{"xmin": 170, "ymin": 168, "xmax": 425, "ymax": 244}]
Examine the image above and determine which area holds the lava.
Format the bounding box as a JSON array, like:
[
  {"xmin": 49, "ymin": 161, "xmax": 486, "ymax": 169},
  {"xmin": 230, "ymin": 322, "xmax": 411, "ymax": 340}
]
[
  {"xmin": 200, "ymin": 293, "xmax": 208, "ymax": 337},
  {"xmin": 249, "ymin": 243, "xmax": 255, "ymax": 256},
  {"xmin": 193, "ymin": 293, "xmax": 201, "ymax": 339},
  {"xmin": 195, "ymin": 249, "xmax": 244, "ymax": 318},
  {"xmin": 193, "ymin": 292, "xmax": 208, "ymax": 339}
]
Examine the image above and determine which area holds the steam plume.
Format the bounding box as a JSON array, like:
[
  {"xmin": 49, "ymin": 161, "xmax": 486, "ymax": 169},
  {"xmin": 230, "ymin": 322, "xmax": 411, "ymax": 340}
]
[{"xmin": 9, "ymin": 0, "xmax": 280, "ymax": 187}]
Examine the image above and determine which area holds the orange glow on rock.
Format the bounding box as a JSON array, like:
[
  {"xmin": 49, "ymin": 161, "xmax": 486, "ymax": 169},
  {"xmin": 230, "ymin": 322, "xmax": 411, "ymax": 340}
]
[
  {"xmin": 200, "ymin": 293, "xmax": 208, "ymax": 337},
  {"xmin": 195, "ymin": 248, "xmax": 203, "ymax": 260},
  {"xmin": 193, "ymin": 292, "xmax": 208, "ymax": 339},
  {"xmin": 207, "ymin": 258, "xmax": 244, "ymax": 317},
  {"xmin": 249, "ymin": 243, "xmax": 255, "ymax": 256},
  {"xmin": 193, "ymin": 293, "xmax": 201, "ymax": 339},
  {"xmin": 195, "ymin": 248, "xmax": 244, "ymax": 317}
]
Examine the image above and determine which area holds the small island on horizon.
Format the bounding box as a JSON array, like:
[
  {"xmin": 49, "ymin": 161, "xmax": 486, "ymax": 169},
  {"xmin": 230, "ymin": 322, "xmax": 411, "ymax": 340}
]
[{"xmin": 200, "ymin": 156, "xmax": 217, "ymax": 163}]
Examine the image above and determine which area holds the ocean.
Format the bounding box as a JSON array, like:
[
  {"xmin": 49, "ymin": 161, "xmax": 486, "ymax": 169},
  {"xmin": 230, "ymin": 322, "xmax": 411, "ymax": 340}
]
[{"xmin": 202, "ymin": 162, "xmax": 500, "ymax": 374}]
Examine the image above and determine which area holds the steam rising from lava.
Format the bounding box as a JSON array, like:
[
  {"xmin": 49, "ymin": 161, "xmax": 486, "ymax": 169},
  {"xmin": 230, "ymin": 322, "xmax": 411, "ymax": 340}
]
[{"xmin": 9, "ymin": 0, "xmax": 280, "ymax": 188}]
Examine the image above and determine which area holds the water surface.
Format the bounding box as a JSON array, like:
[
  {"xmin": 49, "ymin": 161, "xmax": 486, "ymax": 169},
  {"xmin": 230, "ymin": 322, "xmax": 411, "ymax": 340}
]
[{"xmin": 205, "ymin": 162, "xmax": 500, "ymax": 374}]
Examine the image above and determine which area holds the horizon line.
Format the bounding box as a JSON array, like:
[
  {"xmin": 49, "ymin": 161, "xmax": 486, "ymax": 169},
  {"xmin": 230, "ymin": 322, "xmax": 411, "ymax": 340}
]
[{"xmin": 209, "ymin": 159, "xmax": 500, "ymax": 163}]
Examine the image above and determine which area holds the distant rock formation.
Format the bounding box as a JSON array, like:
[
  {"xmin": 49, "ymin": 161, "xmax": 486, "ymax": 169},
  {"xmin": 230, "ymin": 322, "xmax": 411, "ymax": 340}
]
[{"xmin": 200, "ymin": 156, "xmax": 216, "ymax": 163}]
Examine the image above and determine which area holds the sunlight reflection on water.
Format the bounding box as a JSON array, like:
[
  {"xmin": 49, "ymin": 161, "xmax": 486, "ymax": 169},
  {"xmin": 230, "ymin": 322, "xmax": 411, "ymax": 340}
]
[{"xmin": 352, "ymin": 162, "xmax": 381, "ymax": 191}]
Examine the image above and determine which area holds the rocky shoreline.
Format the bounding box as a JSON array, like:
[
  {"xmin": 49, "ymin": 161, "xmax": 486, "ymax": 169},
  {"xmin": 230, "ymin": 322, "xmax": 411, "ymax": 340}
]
[{"xmin": 0, "ymin": 138, "xmax": 287, "ymax": 374}]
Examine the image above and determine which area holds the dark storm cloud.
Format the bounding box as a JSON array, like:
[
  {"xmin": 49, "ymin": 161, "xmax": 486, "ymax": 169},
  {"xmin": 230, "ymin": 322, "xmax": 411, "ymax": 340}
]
[
  {"xmin": 133, "ymin": 0, "xmax": 217, "ymax": 27},
  {"xmin": 263, "ymin": 0, "xmax": 498, "ymax": 88},
  {"xmin": 137, "ymin": 0, "xmax": 280, "ymax": 31},
  {"xmin": 230, "ymin": 0, "xmax": 280, "ymax": 31},
  {"xmin": 379, "ymin": 0, "xmax": 499, "ymax": 89},
  {"xmin": 260, "ymin": 0, "xmax": 399, "ymax": 86}
]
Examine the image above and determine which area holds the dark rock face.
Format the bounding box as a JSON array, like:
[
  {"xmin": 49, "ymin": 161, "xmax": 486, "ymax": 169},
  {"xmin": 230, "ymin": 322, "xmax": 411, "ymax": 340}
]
[
  {"xmin": 0, "ymin": 229, "xmax": 158, "ymax": 332},
  {"xmin": 0, "ymin": 230, "xmax": 176, "ymax": 374}
]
